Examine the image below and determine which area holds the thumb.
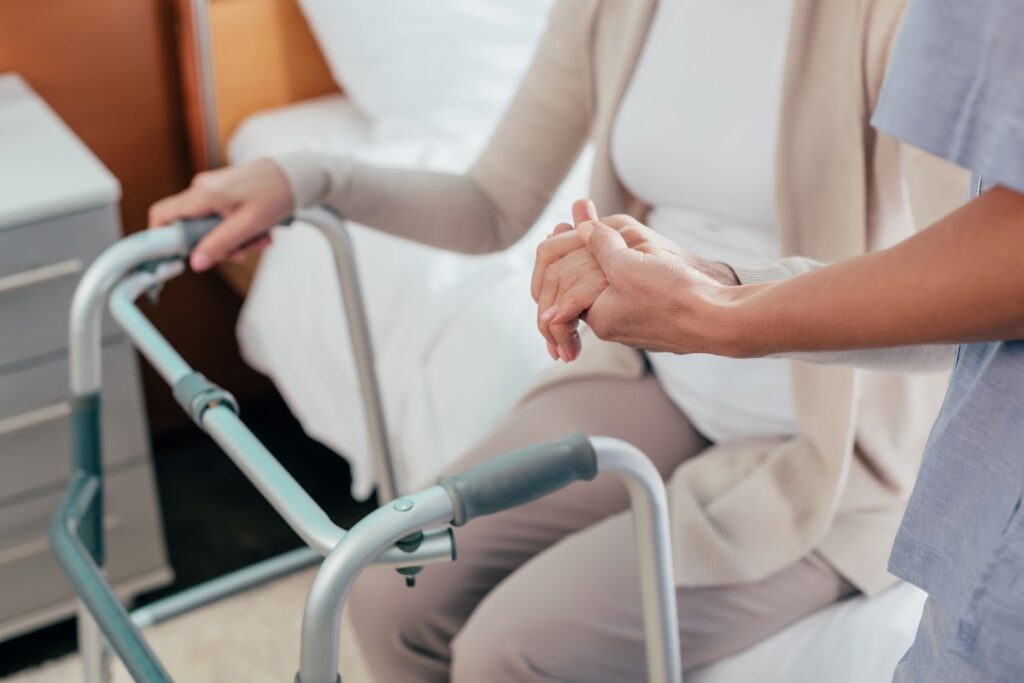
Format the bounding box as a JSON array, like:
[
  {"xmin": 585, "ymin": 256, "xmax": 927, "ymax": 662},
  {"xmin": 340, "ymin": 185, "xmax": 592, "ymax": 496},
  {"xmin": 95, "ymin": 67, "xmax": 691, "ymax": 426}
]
[
  {"xmin": 578, "ymin": 220, "xmax": 632, "ymax": 272},
  {"xmin": 571, "ymin": 198, "xmax": 599, "ymax": 227},
  {"xmin": 189, "ymin": 205, "xmax": 265, "ymax": 272}
]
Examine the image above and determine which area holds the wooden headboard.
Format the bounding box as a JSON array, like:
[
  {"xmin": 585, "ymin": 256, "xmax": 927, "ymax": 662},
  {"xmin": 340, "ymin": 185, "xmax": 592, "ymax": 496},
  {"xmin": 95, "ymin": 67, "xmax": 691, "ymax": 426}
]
[{"xmin": 175, "ymin": 0, "xmax": 338, "ymax": 171}]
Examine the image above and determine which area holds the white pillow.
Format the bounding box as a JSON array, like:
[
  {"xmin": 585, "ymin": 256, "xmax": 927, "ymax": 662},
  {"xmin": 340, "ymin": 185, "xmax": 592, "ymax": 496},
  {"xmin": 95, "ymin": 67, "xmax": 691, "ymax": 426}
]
[{"xmin": 295, "ymin": 0, "xmax": 553, "ymax": 138}]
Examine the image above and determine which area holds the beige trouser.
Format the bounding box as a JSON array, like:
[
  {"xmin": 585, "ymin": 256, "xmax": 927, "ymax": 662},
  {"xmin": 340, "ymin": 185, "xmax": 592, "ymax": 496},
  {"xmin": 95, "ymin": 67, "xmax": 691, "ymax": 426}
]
[{"xmin": 348, "ymin": 374, "xmax": 855, "ymax": 682}]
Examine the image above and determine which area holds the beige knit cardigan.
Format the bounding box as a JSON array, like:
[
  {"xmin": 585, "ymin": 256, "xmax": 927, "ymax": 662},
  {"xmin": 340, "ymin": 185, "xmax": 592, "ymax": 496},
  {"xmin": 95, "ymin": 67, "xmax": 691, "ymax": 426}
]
[{"xmin": 277, "ymin": 0, "xmax": 968, "ymax": 593}]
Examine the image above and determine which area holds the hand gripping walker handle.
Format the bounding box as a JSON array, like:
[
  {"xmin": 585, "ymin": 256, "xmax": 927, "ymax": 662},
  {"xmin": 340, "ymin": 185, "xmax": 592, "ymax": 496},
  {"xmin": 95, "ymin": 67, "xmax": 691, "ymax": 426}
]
[
  {"xmin": 179, "ymin": 215, "xmax": 222, "ymax": 253},
  {"xmin": 438, "ymin": 433, "xmax": 598, "ymax": 526}
]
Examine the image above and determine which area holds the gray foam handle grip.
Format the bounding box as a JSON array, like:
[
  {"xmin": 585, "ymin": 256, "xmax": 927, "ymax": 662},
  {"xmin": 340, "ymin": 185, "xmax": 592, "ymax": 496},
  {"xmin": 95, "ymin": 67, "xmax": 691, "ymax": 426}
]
[
  {"xmin": 180, "ymin": 216, "xmax": 222, "ymax": 253},
  {"xmin": 438, "ymin": 433, "xmax": 597, "ymax": 526}
]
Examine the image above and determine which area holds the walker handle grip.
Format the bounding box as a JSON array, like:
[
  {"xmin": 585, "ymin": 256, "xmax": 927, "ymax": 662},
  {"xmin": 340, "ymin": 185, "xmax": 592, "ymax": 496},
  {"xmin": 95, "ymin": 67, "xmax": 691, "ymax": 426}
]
[
  {"xmin": 438, "ymin": 433, "xmax": 597, "ymax": 526},
  {"xmin": 179, "ymin": 215, "xmax": 222, "ymax": 253}
]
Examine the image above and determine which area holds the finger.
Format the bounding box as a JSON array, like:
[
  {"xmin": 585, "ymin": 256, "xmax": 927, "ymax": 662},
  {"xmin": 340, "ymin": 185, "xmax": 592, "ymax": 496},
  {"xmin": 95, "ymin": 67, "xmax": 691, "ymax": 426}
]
[
  {"xmin": 537, "ymin": 256, "xmax": 578, "ymax": 352},
  {"xmin": 548, "ymin": 273, "xmax": 608, "ymax": 362},
  {"xmin": 541, "ymin": 256, "xmax": 584, "ymax": 360},
  {"xmin": 548, "ymin": 318, "xmax": 581, "ymax": 362},
  {"xmin": 578, "ymin": 220, "xmax": 633, "ymax": 273},
  {"xmin": 251, "ymin": 234, "xmax": 274, "ymax": 252},
  {"xmin": 571, "ymin": 198, "xmax": 599, "ymax": 227},
  {"xmin": 601, "ymin": 214, "xmax": 639, "ymax": 230},
  {"xmin": 190, "ymin": 205, "xmax": 266, "ymax": 272},
  {"xmin": 536, "ymin": 286, "xmax": 561, "ymax": 353},
  {"xmin": 148, "ymin": 187, "xmax": 229, "ymax": 229},
  {"xmin": 549, "ymin": 273, "xmax": 608, "ymax": 325},
  {"xmin": 538, "ymin": 250, "xmax": 600, "ymax": 359},
  {"xmin": 225, "ymin": 234, "xmax": 273, "ymax": 264},
  {"xmin": 531, "ymin": 230, "xmax": 585, "ymax": 301},
  {"xmin": 552, "ymin": 222, "xmax": 574, "ymax": 236},
  {"xmin": 228, "ymin": 233, "xmax": 273, "ymax": 257}
]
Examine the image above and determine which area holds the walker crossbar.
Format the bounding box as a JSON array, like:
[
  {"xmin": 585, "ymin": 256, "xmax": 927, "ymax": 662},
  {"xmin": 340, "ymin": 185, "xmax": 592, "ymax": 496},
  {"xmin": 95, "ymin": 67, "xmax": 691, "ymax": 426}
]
[{"xmin": 51, "ymin": 218, "xmax": 684, "ymax": 683}]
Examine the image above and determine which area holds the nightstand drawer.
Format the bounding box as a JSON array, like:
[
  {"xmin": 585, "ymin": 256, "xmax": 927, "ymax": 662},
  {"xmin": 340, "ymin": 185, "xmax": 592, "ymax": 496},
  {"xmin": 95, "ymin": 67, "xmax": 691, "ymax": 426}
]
[
  {"xmin": 0, "ymin": 205, "xmax": 119, "ymax": 369},
  {"xmin": 0, "ymin": 460, "xmax": 170, "ymax": 633},
  {"xmin": 0, "ymin": 341, "xmax": 149, "ymax": 502}
]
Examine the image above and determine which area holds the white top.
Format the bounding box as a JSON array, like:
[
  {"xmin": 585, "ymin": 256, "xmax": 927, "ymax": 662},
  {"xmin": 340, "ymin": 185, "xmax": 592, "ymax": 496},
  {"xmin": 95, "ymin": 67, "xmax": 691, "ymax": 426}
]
[
  {"xmin": 611, "ymin": 0, "xmax": 798, "ymax": 441},
  {"xmin": 0, "ymin": 73, "xmax": 119, "ymax": 231}
]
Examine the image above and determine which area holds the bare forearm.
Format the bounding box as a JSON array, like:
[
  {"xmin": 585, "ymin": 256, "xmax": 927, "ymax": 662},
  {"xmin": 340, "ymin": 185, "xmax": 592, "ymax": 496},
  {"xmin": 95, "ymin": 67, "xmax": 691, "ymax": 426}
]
[{"xmin": 716, "ymin": 187, "xmax": 1024, "ymax": 357}]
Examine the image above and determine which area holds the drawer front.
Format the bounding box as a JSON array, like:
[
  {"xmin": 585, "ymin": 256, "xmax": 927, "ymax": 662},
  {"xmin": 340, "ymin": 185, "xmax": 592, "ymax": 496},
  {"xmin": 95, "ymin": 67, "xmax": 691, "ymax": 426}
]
[
  {"xmin": 0, "ymin": 460, "xmax": 169, "ymax": 628},
  {"xmin": 0, "ymin": 205, "xmax": 120, "ymax": 369},
  {"xmin": 0, "ymin": 341, "xmax": 149, "ymax": 502}
]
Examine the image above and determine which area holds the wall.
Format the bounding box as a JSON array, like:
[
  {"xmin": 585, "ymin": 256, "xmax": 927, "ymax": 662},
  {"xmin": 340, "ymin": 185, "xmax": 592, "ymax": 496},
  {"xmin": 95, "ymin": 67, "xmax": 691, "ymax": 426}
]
[{"xmin": 0, "ymin": 0, "xmax": 271, "ymax": 432}]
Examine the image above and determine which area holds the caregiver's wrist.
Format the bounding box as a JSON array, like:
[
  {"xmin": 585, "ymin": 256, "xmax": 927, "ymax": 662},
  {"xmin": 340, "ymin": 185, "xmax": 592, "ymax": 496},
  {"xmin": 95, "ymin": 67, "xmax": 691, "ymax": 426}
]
[{"xmin": 689, "ymin": 283, "xmax": 774, "ymax": 358}]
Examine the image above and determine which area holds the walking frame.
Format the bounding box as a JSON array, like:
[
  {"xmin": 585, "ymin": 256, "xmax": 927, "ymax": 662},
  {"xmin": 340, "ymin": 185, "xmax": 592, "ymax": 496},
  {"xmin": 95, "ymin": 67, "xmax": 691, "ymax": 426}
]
[{"xmin": 49, "ymin": 211, "xmax": 685, "ymax": 683}]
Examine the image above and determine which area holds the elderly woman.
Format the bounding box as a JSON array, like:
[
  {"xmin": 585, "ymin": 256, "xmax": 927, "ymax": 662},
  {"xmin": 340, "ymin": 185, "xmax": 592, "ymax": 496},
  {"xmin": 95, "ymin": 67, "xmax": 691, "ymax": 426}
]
[{"xmin": 149, "ymin": 0, "xmax": 964, "ymax": 680}]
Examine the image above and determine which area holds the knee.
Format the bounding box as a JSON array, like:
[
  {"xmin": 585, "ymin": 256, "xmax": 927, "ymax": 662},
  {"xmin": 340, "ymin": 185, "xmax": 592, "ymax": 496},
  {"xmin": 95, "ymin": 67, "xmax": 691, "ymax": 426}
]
[
  {"xmin": 450, "ymin": 624, "xmax": 521, "ymax": 683},
  {"xmin": 451, "ymin": 609, "xmax": 549, "ymax": 683}
]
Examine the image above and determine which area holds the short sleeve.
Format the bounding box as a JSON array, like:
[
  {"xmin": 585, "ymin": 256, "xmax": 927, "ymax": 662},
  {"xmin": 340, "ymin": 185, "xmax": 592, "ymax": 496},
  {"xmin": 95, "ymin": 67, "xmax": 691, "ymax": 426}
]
[{"xmin": 870, "ymin": 0, "xmax": 1024, "ymax": 194}]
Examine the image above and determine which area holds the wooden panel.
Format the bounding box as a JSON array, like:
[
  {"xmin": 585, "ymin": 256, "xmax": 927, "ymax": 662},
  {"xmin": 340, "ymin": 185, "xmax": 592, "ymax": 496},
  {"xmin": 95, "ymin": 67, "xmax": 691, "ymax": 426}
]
[
  {"xmin": 176, "ymin": 0, "xmax": 337, "ymax": 170},
  {"xmin": 0, "ymin": 0, "xmax": 274, "ymax": 432},
  {"xmin": 0, "ymin": 0, "xmax": 189, "ymax": 232},
  {"xmin": 211, "ymin": 0, "xmax": 337, "ymax": 155}
]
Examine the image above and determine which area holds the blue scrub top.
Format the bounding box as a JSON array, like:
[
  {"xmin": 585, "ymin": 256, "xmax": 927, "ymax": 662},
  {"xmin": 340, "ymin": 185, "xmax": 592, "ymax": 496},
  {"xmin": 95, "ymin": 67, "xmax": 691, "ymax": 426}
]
[{"xmin": 871, "ymin": 0, "xmax": 1024, "ymax": 677}]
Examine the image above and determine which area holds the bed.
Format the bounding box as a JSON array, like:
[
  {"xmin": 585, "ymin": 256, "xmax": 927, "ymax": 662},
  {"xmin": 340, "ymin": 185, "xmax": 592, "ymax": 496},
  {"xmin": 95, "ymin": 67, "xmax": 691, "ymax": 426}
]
[{"xmin": 177, "ymin": 1, "xmax": 927, "ymax": 679}]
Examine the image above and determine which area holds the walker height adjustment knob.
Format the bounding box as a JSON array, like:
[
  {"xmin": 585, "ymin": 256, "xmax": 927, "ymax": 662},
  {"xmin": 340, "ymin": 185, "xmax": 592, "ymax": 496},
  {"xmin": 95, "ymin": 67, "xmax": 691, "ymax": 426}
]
[{"xmin": 394, "ymin": 530, "xmax": 425, "ymax": 587}]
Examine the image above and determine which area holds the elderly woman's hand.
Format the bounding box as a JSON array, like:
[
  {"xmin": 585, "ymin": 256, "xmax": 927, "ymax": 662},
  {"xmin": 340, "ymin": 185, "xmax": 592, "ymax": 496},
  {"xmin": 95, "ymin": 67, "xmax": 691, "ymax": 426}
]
[
  {"xmin": 534, "ymin": 203, "xmax": 742, "ymax": 358},
  {"xmin": 148, "ymin": 159, "xmax": 293, "ymax": 272},
  {"xmin": 532, "ymin": 200, "xmax": 606, "ymax": 361}
]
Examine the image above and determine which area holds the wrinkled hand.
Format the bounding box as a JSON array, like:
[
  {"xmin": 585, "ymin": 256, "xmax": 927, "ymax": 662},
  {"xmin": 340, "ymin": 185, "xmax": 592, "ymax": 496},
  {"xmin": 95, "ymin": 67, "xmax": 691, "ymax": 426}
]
[
  {"xmin": 148, "ymin": 159, "xmax": 293, "ymax": 272},
  {"xmin": 537, "ymin": 205, "xmax": 740, "ymax": 357},
  {"xmin": 532, "ymin": 200, "xmax": 606, "ymax": 361}
]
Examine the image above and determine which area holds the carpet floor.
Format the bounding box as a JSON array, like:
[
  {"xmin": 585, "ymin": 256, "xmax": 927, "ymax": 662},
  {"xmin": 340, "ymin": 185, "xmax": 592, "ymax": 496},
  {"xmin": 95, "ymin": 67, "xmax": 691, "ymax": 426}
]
[{"xmin": 1, "ymin": 566, "xmax": 375, "ymax": 682}]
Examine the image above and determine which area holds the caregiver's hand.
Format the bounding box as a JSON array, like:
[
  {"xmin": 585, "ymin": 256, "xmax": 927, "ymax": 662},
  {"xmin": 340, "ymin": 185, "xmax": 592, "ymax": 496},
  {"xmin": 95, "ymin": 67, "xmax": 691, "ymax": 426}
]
[
  {"xmin": 148, "ymin": 159, "xmax": 293, "ymax": 272},
  {"xmin": 545, "ymin": 214, "xmax": 742, "ymax": 356}
]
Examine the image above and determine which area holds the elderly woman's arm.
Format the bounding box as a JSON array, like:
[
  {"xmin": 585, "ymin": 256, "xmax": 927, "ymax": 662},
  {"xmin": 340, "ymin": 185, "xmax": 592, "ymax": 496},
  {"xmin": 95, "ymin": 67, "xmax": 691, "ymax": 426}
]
[{"xmin": 148, "ymin": 0, "xmax": 597, "ymax": 270}]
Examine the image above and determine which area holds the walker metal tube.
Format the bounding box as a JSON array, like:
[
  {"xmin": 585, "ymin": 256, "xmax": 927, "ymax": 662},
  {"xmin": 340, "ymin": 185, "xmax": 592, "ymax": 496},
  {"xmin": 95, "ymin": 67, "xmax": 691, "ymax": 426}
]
[
  {"xmin": 302, "ymin": 207, "xmax": 399, "ymax": 502},
  {"xmin": 298, "ymin": 486, "xmax": 456, "ymax": 683},
  {"xmin": 69, "ymin": 229, "xmax": 188, "ymax": 395},
  {"xmin": 592, "ymin": 436, "xmax": 683, "ymax": 683},
  {"xmin": 65, "ymin": 227, "xmax": 192, "ymax": 683},
  {"xmin": 131, "ymin": 546, "xmax": 319, "ymax": 629},
  {"xmin": 78, "ymin": 608, "xmax": 111, "ymax": 683},
  {"xmin": 51, "ymin": 472, "xmax": 172, "ymax": 683},
  {"xmin": 202, "ymin": 406, "xmax": 346, "ymax": 553},
  {"xmin": 109, "ymin": 271, "xmax": 454, "ymax": 568},
  {"xmin": 108, "ymin": 264, "xmax": 191, "ymax": 385},
  {"xmin": 298, "ymin": 437, "xmax": 682, "ymax": 683},
  {"xmin": 59, "ymin": 224, "xmax": 451, "ymax": 683}
]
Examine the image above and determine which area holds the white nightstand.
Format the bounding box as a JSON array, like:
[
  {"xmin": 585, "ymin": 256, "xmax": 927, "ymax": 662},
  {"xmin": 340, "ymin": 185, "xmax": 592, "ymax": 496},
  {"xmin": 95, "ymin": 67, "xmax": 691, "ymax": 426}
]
[{"xmin": 0, "ymin": 73, "xmax": 171, "ymax": 640}]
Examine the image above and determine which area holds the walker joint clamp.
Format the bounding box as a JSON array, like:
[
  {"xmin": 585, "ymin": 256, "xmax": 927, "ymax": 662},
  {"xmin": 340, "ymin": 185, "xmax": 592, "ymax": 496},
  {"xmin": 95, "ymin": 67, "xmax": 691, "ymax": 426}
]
[{"xmin": 172, "ymin": 371, "xmax": 239, "ymax": 425}]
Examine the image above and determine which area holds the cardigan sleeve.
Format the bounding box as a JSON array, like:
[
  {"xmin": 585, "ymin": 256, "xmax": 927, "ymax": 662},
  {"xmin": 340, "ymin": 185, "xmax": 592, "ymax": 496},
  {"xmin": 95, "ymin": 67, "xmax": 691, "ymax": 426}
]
[
  {"xmin": 270, "ymin": 0, "xmax": 597, "ymax": 255},
  {"xmin": 732, "ymin": 257, "xmax": 955, "ymax": 373}
]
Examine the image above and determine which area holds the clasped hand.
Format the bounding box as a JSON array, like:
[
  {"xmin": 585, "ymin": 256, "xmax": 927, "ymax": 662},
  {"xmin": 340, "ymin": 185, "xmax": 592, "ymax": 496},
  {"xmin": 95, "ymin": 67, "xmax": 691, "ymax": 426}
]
[{"xmin": 532, "ymin": 199, "xmax": 741, "ymax": 362}]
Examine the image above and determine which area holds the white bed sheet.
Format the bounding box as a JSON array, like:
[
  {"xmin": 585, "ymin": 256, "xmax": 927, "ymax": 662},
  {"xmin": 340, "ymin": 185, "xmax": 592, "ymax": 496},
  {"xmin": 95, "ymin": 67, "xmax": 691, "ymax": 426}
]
[
  {"xmin": 229, "ymin": 94, "xmax": 926, "ymax": 683},
  {"xmin": 229, "ymin": 94, "xmax": 592, "ymax": 496},
  {"xmin": 690, "ymin": 582, "xmax": 925, "ymax": 683}
]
